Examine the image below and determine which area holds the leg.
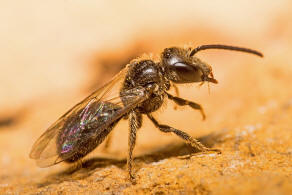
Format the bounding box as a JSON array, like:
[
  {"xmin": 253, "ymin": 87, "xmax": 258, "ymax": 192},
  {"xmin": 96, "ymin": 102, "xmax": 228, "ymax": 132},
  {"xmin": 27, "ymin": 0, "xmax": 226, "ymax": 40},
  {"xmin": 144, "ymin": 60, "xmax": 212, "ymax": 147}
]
[
  {"xmin": 102, "ymin": 132, "xmax": 112, "ymax": 152},
  {"xmin": 127, "ymin": 111, "xmax": 142, "ymax": 182},
  {"xmin": 173, "ymin": 84, "xmax": 180, "ymax": 97},
  {"xmin": 147, "ymin": 114, "xmax": 220, "ymax": 153},
  {"xmin": 166, "ymin": 92, "xmax": 206, "ymax": 120},
  {"xmin": 172, "ymin": 84, "xmax": 179, "ymax": 110}
]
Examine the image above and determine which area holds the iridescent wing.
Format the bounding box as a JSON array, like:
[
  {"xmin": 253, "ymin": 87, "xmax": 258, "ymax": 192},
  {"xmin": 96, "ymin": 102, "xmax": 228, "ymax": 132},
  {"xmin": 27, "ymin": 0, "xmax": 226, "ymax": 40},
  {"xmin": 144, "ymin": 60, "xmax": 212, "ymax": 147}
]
[{"xmin": 30, "ymin": 66, "xmax": 147, "ymax": 167}]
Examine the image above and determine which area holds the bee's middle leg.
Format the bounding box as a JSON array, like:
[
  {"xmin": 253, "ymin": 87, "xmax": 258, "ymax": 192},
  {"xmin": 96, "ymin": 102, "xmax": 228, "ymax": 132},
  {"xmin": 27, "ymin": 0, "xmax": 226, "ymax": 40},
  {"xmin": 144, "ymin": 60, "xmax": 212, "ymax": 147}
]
[{"xmin": 127, "ymin": 110, "xmax": 142, "ymax": 183}]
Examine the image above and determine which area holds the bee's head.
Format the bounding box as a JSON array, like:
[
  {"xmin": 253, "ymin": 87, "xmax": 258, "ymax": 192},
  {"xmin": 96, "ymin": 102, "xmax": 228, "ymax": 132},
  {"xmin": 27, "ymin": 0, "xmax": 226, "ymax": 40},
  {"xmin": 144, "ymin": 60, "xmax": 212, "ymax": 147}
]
[
  {"xmin": 161, "ymin": 44, "xmax": 263, "ymax": 84},
  {"xmin": 161, "ymin": 47, "xmax": 217, "ymax": 84}
]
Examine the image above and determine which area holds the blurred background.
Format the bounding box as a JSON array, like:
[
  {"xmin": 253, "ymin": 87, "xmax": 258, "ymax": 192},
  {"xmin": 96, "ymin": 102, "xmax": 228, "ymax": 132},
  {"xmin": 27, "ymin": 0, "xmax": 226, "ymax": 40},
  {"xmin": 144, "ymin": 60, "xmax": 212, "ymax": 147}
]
[{"xmin": 0, "ymin": 0, "xmax": 292, "ymax": 193}]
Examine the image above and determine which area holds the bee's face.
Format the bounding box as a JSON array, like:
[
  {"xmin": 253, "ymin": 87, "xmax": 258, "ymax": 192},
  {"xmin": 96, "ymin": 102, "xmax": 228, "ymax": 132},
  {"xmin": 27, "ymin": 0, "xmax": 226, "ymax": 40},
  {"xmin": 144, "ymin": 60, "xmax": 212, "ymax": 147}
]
[{"xmin": 161, "ymin": 47, "xmax": 218, "ymax": 84}]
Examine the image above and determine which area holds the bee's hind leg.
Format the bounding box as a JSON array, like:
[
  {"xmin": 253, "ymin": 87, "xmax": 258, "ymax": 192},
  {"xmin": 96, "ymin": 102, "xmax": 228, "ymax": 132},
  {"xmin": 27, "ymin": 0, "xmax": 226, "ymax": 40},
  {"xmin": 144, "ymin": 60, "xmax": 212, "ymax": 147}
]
[
  {"xmin": 147, "ymin": 113, "xmax": 221, "ymax": 154},
  {"xmin": 102, "ymin": 132, "xmax": 113, "ymax": 152}
]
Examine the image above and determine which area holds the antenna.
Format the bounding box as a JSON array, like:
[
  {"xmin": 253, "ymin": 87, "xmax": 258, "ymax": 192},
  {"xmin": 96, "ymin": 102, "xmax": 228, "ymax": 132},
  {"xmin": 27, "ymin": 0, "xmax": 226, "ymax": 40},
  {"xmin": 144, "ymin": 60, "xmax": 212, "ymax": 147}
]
[{"xmin": 190, "ymin": 44, "xmax": 263, "ymax": 57}]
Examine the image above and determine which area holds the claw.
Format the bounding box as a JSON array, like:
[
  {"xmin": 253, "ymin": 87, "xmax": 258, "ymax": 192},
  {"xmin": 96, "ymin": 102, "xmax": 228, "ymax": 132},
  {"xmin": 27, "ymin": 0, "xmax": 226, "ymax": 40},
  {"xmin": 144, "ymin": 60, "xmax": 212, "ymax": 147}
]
[
  {"xmin": 201, "ymin": 110, "xmax": 206, "ymax": 121},
  {"xmin": 129, "ymin": 174, "xmax": 137, "ymax": 184},
  {"xmin": 205, "ymin": 148, "xmax": 222, "ymax": 154}
]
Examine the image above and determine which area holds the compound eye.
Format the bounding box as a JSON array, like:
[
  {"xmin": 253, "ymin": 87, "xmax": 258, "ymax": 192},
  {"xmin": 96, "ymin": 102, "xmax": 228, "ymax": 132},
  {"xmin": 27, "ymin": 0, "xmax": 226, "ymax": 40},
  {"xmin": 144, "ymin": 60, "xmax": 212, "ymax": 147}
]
[
  {"xmin": 170, "ymin": 62, "xmax": 202, "ymax": 83},
  {"xmin": 173, "ymin": 62, "xmax": 195, "ymax": 74}
]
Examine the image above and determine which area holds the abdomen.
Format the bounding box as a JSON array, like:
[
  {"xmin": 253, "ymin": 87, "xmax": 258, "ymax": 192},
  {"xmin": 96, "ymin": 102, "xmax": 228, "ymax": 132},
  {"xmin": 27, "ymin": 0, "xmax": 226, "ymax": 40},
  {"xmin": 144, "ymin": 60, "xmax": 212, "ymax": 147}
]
[{"xmin": 57, "ymin": 101, "xmax": 122, "ymax": 163}]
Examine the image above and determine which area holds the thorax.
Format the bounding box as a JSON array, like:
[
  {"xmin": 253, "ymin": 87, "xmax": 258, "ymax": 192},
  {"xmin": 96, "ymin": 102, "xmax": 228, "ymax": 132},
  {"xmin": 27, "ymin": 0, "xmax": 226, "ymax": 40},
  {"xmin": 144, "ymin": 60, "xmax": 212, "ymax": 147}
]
[{"xmin": 121, "ymin": 60, "xmax": 169, "ymax": 113}]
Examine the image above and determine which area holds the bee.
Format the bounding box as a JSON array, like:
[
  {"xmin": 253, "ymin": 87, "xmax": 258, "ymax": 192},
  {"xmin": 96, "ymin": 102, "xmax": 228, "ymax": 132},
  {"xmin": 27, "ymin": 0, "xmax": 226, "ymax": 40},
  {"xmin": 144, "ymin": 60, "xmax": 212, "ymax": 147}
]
[{"xmin": 30, "ymin": 44, "xmax": 263, "ymax": 182}]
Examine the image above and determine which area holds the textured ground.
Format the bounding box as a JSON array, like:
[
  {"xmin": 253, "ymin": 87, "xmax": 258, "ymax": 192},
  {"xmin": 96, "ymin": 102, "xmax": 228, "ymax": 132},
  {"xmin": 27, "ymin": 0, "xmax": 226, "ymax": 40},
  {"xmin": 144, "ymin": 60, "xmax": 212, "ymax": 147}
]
[{"xmin": 1, "ymin": 1, "xmax": 292, "ymax": 194}]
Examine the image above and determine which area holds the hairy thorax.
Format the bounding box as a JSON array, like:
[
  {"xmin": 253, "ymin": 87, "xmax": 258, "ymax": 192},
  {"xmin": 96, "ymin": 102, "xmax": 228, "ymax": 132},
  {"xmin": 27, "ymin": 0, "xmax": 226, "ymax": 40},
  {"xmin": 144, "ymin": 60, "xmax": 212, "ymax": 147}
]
[{"xmin": 121, "ymin": 59, "xmax": 167, "ymax": 114}]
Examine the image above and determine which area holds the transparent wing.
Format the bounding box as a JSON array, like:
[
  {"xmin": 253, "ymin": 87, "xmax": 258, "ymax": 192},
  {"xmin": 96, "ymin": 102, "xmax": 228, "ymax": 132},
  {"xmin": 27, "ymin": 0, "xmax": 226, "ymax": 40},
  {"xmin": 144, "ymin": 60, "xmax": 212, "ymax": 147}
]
[{"xmin": 29, "ymin": 67, "xmax": 147, "ymax": 167}]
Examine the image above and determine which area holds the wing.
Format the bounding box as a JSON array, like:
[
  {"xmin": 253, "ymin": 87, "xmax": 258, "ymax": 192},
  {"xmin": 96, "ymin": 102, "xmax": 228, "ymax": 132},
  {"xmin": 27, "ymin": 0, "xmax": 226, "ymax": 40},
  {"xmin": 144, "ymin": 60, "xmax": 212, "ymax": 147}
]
[{"xmin": 29, "ymin": 66, "xmax": 147, "ymax": 167}]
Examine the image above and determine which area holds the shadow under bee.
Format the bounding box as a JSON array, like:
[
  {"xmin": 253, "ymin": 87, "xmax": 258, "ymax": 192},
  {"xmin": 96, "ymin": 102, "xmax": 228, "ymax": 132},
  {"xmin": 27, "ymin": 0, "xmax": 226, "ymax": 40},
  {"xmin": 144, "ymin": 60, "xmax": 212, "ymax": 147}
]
[
  {"xmin": 0, "ymin": 108, "xmax": 27, "ymax": 129},
  {"xmin": 36, "ymin": 130, "xmax": 225, "ymax": 187},
  {"xmin": 0, "ymin": 116, "xmax": 17, "ymax": 127}
]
